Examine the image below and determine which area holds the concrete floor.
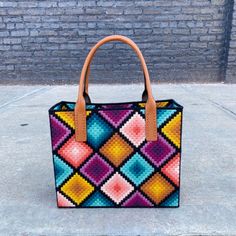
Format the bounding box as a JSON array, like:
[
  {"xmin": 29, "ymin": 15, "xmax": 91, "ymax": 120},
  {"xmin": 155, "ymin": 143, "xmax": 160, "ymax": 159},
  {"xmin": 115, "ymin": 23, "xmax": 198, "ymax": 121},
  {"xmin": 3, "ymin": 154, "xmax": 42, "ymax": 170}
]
[{"xmin": 0, "ymin": 84, "xmax": 235, "ymax": 236}]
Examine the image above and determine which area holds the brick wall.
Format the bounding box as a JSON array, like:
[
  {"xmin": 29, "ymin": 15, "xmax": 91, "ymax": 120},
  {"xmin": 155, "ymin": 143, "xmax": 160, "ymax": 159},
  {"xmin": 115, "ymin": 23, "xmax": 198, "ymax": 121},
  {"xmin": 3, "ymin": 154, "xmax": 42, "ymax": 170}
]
[
  {"xmin": 226, "ymin": 0, "xmax": 236, "ymax": 82},
  {"xmin": 0, "ymin": 0, "xmax": 235, "ymax": 84}
]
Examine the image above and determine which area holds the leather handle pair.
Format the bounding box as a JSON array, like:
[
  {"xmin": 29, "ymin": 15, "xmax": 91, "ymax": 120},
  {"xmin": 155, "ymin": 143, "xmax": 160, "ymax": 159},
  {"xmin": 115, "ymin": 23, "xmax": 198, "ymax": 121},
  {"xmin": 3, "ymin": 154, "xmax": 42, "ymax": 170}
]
[
  {"xmin": 84, "ymin": 67, "xmax": 148, "ymax": 103},
  {"xmin": 75, "ymin": 35, "xmax": 157, "ymax": 142},
  {"xmin": 84, "ymin": 56, "xmax": 148, "ymax": 98}
]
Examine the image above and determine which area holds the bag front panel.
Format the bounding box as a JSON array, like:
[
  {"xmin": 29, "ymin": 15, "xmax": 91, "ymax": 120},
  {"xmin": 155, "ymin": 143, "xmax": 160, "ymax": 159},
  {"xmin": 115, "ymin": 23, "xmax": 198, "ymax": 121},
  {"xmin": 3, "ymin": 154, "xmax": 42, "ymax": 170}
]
[{"xmin": 49, "ymin": 102, "xmax": 183, "ymax": 208}]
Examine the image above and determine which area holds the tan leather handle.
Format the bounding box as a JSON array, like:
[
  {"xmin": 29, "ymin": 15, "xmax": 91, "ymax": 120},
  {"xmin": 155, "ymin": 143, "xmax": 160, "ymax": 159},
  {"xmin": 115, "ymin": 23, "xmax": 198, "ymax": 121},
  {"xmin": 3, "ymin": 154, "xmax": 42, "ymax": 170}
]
[
  {"xmin": 84, "ymin": 58, "xmax": 147, "ymax": 96},
  {"xmin": 75, "ymin": 35, "xmax": 157, "ymax": 142},
  {"xmin": 84, "ymin": 67, "xmax": 148, "ymax": 102}
]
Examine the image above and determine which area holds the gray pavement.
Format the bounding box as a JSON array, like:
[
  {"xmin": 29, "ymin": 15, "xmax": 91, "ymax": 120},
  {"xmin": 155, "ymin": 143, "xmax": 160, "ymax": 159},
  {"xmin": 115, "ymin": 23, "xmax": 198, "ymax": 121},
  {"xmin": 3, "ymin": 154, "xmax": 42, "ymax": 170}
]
[{"xmin": 0, "ymin": 84, "xmax": 236, "ymax": 236}]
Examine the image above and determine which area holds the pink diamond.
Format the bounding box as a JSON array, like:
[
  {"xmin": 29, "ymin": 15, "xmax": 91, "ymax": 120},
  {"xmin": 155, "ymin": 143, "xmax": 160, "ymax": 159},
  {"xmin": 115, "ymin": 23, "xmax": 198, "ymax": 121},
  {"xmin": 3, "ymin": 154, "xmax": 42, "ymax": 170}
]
[
  {"xmin": 120, "ymin": 112, "xmax": 145, "ymax": 147},
  {"xmin": 101, "ymin": 173, "xmax": 134, "ymax": 204},
  {"xmin": 161, "ymin": 153, "xmax": 180, "ymax": 186},
  {"xmin": 58, "ymin": 135, "xmax": 93, "ymax": 168},
  {"xmin": 57, "ymin": 191, "xmax": 75, "ymax": 207}
]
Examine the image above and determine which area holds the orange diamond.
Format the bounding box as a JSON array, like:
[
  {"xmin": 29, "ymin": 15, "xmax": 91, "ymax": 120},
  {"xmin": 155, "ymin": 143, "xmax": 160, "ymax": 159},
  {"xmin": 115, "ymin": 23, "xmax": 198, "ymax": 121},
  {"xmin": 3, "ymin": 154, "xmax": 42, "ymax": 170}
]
[
  {"xmin": 141, "ymin": 173, "xmax": 175, "ymax": 204},
  {"xmin": 61, "ymin": 173, "xmax": 94, "ymax": 205},
  {"xmin": 100, "ymin": 133, "xmax": 133, "ymax": 167}
]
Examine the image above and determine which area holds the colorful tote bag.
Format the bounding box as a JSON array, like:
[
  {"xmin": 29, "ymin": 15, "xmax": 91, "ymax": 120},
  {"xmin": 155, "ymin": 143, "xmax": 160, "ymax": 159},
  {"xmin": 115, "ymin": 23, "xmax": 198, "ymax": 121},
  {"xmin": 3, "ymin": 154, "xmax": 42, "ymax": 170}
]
[{"xmin": 49, "ymin": 35, "xmax": 183, "ymax": 208}]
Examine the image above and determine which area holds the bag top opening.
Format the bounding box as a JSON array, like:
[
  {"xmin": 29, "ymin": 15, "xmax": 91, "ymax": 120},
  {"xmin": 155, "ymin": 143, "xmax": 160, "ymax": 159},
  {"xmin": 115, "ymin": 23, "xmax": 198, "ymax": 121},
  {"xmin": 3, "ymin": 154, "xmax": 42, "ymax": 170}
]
[{"xmin": 49, "ymin": 99, "xmax": 183, "ymax": 112}]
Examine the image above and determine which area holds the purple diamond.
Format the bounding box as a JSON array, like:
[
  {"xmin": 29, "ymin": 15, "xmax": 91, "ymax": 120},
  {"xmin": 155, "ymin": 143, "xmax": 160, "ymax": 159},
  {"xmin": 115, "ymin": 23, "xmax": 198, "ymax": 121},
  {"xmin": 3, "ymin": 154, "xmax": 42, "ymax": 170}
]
[
  {"xmin": 141, "ymin": 135, "xmax": 175, "ymax": 167},
  {"xmin": 99, "ymin": 109, "xmax": 133, "ymax": 128},
  {"xmin": 122, "ymin": 191, "xmax": 153, "ymax": 207},
  {"xmin": 50, "ymin": 115, "xmax": 71, "ymax": 150},
  {"xmin": 80, "ymin": 154, "xmax": 114, "ymax": 185},
  {"xmin": 101, "ymin": 104, "xmax": 132, "ymax": 109}
]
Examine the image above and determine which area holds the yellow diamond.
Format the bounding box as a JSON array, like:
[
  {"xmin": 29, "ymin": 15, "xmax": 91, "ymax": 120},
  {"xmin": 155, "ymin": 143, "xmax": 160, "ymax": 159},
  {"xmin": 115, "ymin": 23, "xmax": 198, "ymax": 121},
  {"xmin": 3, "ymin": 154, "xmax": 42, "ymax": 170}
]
[
  {"xmin": 55, "ymin": 111, "xmax": 92, "ymax": 130},
  {"xmin": 61, "ymin": 173, "xmax": 94, "ymax": 205},
  {"xmin": 141, "ymin": 173, "xmax": 175, "ymax": 204},
  {"xmin": 55, "ymin": 111, "xmax": 75, "ymax": 129},
  {"xmin": 162, "ymin": 112, "xmax": 182, "ymax": 148},
  {"xmin": 156, "ymin": 101, "xmax": 169, "ymax": 108},
  {"xmin": 138, "ymin": 101, "xmax": 169, "ymax": 108}
]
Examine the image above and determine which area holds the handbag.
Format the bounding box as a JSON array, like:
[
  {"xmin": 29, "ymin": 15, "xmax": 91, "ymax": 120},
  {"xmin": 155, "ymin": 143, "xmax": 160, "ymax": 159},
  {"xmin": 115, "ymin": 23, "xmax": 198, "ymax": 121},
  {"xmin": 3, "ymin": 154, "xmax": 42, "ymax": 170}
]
[{"xmin": 49, "ymin": 35, "xmax": 183, "ymax": 208}]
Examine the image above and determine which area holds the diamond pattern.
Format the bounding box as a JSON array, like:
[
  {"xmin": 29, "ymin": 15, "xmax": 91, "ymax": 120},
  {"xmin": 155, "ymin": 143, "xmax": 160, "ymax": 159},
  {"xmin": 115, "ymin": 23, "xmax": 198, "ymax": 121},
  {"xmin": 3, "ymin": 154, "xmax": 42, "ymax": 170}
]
[
  {"xmin": 162, "ymin": 112, "xmax": 182, "ymax": 148},
  {"xmin": 99, "ymin": 109, "xmax": 133, "ymax": 128},
  {"xmin": 61, "ymin": 173, "xmax": 94, "ymax": 205},
  {"xmin": 157, "ymin": 109, "xmax": 176, "ymax": 126},
  {"xmin": 120, "ymin": 112, "xmax": 145, "ymax": 147},
  {"xmin": 49, "ymin": 99, "xmax": 182, "ymax": 208},
  {"xmin": 53, "ymin": 155, "xmax": 73, "ymax": 187},
  {"xmin": 55, "ymin": 112, "xmax": 75, "ymax": 129},
  {"xmin": 87, "ymin": 113, "xmax": 113, "ymax": 150},
  {"xmin": 141, "ymin": 134, "xmax": 175, "ymax": 168},
  {"xmin": 120, "ymin": 153, "xmax": 154, "ymax": 186},
  {"xmin": 160, "ymin": 190, "xmax": 179, "ymax": 207},
  {"xmin": 50, "ymin": 115, "xmax": 71, "ymax": 150},
  {"xmin": 101, "ymin": 173, "xmax": 134, "ymax": 204},
  {"xmin": 101, "ymin": 104, "xmax": 132, "ymax": 109},
  {"xmin": 58, "ymin": 135, "xmax": 93, "ymax": 168},
  {"xmin": 57, "ymin": 191, "xmax": 75, "ymax": 207},
  {"xmin": 82, "ymin": 191, "xmax": 114, "ymax": 207},
  {"xmin": 122, "ymin": 191, "xmax": 153, "ymax": 207},
  {"xmin": 138, "ymin": 101, "xmax": 169, "ymax": 108},
  {"xmin": 80, "ymin": 153, "xmax": 113, "ymax": 185},
  {"xmin": 100, "ymin": 133, "xmax": 133, "ymax": 167},
  {"xmin": 141, "ymin": 173, "xmax": 175, "ymax": 204},
  {"xmin": 161, "ymin": 153, "xmax": 180, "ymax": 186}
]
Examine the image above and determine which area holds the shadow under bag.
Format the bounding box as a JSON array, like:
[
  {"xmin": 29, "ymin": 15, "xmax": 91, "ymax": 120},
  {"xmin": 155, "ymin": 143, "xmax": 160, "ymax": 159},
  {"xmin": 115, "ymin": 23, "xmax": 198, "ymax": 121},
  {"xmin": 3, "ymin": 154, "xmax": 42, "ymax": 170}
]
[{"xmin": 49, "ymin": 35, "xmax": 183, "ymax": 208}]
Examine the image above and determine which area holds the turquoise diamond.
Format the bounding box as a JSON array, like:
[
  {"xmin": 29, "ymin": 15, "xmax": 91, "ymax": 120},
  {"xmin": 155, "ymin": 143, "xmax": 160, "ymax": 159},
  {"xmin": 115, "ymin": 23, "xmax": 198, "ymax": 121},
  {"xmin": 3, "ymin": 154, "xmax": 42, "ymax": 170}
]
[
  {"xmin": 157, "ymin": 109, "xmax": 176, "ymax": 126},
  {"xmin": 82, "ymin": 191, "xmax": 114, "ymax": 207},
  {"xmin": 160, "ymin": 190, "xmax": 179, "ymax": 207},
  {"xmin": 53, "ymin": 104, "xmax": 61, "ymax": 111},
  {"xmin": 65, "ymin": 103, "xmax": 95, "ymax": 110},
  {"xmin": 87, "ymin": 113, "xmax": 113, "ymax": 149},
  {"xmin": 120, "ymin": 153, "xmax": 154, "ymax": 186},
  {"xmin": 54, "ymin": 155, "xmax": 73, "ymax": 187},
  {"xmin": 140, "ymin": 109, "xmax": 176, "ymax": 127},
  {"xmin": 86, "ymin": 104, "xmax": 95, "ymax": 110},
  {"xmin": 67, "ymin": 103, "xmax": 75, "ymax": 110}
]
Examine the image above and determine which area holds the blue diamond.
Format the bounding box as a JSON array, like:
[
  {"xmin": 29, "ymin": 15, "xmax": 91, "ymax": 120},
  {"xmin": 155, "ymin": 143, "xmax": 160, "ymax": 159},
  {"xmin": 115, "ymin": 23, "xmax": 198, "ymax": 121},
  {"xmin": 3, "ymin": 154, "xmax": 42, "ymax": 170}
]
[
  {"xmin": 54, "ymin": 155, "xmax": 73, "ymax": 187},
  {"xmin": 87, "ymin": 113, "xmax": 113, "ymax": 149},
  {"xmin": 157, "ymin": 109, "xmax": 176, "ymax": 126},
  {"xmin": 120, "ymin": 153, "xmax": 154, "ymax": 186},
  {"xmin": 160, "ymin": 190, "xmax": 179, "ymax": 207},
  {"xmin": 67, "ymin": 103, "xmax": 75, "ymax": 110},
  {"xmin": 82, "ymin": 191, "xmax": 114, "ymax": 207},
  {"xmin": 140, "ymin": 109, "xmax": 176, "ymax": 127}
]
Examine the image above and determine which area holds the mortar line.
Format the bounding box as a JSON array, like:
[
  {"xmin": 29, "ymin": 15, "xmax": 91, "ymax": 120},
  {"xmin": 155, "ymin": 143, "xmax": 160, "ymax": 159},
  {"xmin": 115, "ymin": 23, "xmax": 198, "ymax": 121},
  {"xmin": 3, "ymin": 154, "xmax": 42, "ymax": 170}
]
[{"xmin": 0, "ymin": 87, "xmax": 49, "ymax": 109}]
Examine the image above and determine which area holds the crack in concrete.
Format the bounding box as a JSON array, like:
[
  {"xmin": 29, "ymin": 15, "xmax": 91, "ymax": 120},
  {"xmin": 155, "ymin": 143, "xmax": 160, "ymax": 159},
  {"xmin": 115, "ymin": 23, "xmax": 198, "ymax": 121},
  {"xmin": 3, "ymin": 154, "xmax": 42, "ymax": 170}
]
[
  {"xmin": 180, "ymin": 85, "xmax": 236, "ymax": 120},
  {"xmin": 206, "ymin": 99, "xmax": 236, "ymax": 118},
  {"xmin": 0, "ymin": 87, "xmax": 50, "ymax": 110}
]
